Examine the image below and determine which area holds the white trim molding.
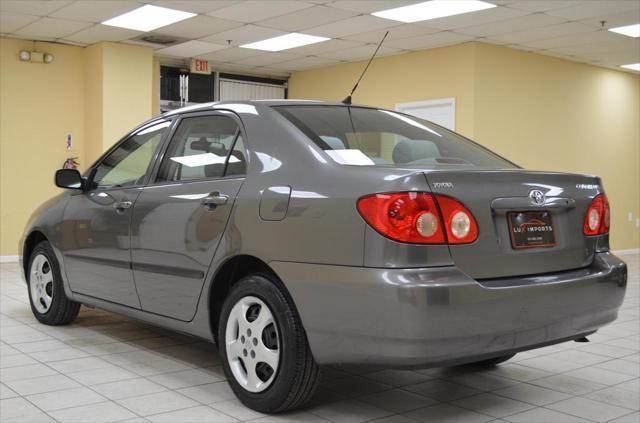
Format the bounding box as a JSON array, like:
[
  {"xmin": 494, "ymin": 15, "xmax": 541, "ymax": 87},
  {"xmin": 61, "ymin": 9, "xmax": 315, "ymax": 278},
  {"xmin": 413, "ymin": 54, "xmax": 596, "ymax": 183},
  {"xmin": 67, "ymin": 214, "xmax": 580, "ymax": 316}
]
[
  {"xmin": 612, "ymin": 249, "xmax": 640, "ymax": 256},
  {"xmin": 1, "ymin": 255, "xmax": 20, "ymax": 263}
]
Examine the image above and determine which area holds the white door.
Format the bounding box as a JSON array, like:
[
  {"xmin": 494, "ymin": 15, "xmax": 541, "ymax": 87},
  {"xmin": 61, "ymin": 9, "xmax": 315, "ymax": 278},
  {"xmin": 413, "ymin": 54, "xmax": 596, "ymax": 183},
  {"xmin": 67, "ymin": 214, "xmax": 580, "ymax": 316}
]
[{"xmin": 395, "ymin": 98, "xmax": 456, "ymax": 130}]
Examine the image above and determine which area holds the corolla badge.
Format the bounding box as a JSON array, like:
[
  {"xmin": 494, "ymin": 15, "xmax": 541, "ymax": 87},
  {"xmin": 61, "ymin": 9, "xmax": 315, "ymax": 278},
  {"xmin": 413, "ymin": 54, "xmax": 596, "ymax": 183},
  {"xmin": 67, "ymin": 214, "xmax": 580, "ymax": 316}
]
[{"xmin": 529, "ymin": 190, "xmax": 546, "ymax": 206}]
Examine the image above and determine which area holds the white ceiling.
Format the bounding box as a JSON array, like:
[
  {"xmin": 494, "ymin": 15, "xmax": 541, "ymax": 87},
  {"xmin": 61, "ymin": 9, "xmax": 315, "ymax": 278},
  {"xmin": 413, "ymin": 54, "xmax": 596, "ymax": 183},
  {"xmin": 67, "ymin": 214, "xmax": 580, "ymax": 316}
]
[{"xmin": 1, "ymin": 0, "xmax": 638, "ymax": 78}]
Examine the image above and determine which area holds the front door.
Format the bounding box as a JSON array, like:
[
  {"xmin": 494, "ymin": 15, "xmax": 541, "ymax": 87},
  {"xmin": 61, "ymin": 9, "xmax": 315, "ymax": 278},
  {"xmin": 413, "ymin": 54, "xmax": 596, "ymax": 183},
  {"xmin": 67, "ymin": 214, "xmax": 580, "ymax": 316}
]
[
  {"xmin": 61, "ymin": 120, "xmax": 170, "ymax": 307},
  {"xmin": 131, "ymin": 112, "xmax": 247, "ymax": 321}
]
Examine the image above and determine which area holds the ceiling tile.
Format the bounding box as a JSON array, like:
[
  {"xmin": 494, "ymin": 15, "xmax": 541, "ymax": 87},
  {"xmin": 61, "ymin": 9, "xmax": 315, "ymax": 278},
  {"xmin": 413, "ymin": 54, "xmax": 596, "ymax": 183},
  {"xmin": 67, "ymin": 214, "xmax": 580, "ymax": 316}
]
[
  {"xmin": 329, "ymin": 0, "xmax": 418, "ymax": 14},
  {"xmin": 384, "ymin": 31, "xmax": 473, "ymax": 50},
  {"xmin": 156, "ymin": 40, "xmax": 227, "ymax": 57},
  {"xmin": 580, "ymin": 11, "xmax": 640, "ymax": 29},
  {"xmin": 257, "ymin": 5, "xmax": 358, "ymax": 32},
  {"xmin": 316, "ymin": 44, "xmax": 405, "ymax": 61},
  {"xmin": 487, "ymin": 22, "xmax": 595, "ymax": 45},
  {"xmin": 215, "ymin": 62, "xmax": 289, "ymax": 77},
  {"xmin": 520, "ymin": 29, "xmax": 628, "ymax": 50},
  {"xmin": 455, "ymin": 13, "xmax": 567, "ymax": 37},
  {"xmin": 417, "ymin": 5, "xmax": 529, "ymax": 30},
  {"xmin": 207, "ymin": 1, "xmax": 313, "ymax": 23},
  {"xmin": 545, "ymin": 1, "xmax": 640, "ymax": 20},
  {"xmin": 151, "ymin": 15, "xmax": 242, "ymax": 39},
  {"xmin": 199, "ymin": 47, "xmax": 264, "ymax": 62},
  {"xmin": 13, "ymin": 17, "xmax": 93, "ymax": 39},
  {"xmin": 504, "ymin": 1, "xmax": 582, "ymax": 12},
  {"xmin": 200, "ymin": 24, "xmax": 285, "ymax": 46},
  {"xmin": 63, "ymin": 24, "xmax": 142, "ymax": 44},
  {"xmin": 343, "ymin": 24, "xmax": 440, "ymax": 43},
  {"xmin": 152, "ymin": 1, "xmax": 240, "ymax": 14},
  {"xmin": 268, "ymin": 55, "xmax": 342, "ymax": 71},
  {"xmin": 285, "ymin": 38, "xmax": 362, "ymax": 55},
  {"xmin": 50, "ymin": 1, "xmax": 139, "ymax": 23},
  {"xmin": 235, "ymin": 52, "xmax": 302, "ymax": 66},
  {"xmin": 0, "ymin": 1, "xmax": 71, "ymax": 16},
  {"xmin": 549, "ymin": 37, "xmax": 640, "ymax": 56},
  {"xmin": 306, "ymin": 15, "xmax": 400, "ymax": 38},
  {"xmin": 0, "ymin": 12, "xmax": 39, "ymax": 34}
]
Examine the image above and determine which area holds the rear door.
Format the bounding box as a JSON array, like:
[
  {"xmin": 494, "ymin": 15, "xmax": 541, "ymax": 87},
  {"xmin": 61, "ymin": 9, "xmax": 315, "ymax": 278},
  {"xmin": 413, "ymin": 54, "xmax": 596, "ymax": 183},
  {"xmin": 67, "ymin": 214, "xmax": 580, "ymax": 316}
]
[
  {"xmin": 61, "ymin": 120, "xmax": 171, "ymax": 307},
  {"xmin": 131, "ymin": 111, "xmax": 247, "ymax": 321},
  {"xmin": 425, "ymin": 170, "xmax": 602, "ymax": 279}
]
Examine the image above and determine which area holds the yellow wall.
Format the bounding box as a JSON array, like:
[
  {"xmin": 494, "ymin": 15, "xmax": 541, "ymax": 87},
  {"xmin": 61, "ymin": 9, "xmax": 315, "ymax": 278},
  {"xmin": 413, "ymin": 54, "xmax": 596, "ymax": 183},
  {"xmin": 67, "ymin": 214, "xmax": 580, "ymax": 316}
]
[
  {"xmin": 84, "ymin": 43, "xmax": 104, "ymax": 166},
  {"xmin": 1, "ymin": 37, "xmax": 153, "ymax": 255},
  {"xmin": 472, "ymin": 43, "xmax": 640, "ymax": 250},
  {"xmin": 85, "ymin": 42, "xmax": 154, "ymax": 159},
  {"xmin": 289, "ymin": 43, "xmax": 477, "ymax": 137},
  {"xmin": 290, "ymin": 42, "xmax": 640, "ymax": 250},
  {"xmin": 0, "ymin": 37, "xmax": 85, "ymax": 256},
  {"xmin": 102, "ymin": 42, "xmax": 153, "ymax": 152},
  {"xmin": 152, "ymin": 56, "xmax": 161, "ymax": 117}
]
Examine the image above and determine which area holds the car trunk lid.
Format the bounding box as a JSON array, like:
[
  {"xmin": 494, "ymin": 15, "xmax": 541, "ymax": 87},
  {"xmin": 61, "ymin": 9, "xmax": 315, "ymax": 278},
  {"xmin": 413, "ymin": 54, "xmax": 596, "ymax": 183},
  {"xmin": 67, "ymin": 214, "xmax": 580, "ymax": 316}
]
[{"xmin": 424, "ymin": 170, "xmax": 603, "ymax": 279}]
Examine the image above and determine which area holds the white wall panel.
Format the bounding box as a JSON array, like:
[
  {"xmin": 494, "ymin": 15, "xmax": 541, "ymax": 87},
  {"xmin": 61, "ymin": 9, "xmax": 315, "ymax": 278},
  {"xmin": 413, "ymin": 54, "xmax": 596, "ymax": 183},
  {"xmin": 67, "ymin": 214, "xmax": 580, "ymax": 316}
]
[{"xmin": 219, "ymin": 79, "xmax": 285, "ymax": 101}]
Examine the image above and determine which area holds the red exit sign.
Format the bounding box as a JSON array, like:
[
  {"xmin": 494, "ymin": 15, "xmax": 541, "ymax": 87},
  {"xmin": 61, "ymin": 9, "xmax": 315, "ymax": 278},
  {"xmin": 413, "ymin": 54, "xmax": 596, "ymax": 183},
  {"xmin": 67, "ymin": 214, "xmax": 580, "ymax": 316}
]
[{"xmin": 190, "ymin": 58, "xmax": 210, "ymax": 74}]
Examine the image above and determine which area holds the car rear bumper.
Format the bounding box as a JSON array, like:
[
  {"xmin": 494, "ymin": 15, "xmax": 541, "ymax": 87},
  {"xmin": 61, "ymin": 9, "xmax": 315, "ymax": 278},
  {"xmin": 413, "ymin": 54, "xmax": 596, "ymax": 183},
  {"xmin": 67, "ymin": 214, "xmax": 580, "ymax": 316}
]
[{"xmin": 272, "ymin": 252, "xmax": 627, "ymax": 367}]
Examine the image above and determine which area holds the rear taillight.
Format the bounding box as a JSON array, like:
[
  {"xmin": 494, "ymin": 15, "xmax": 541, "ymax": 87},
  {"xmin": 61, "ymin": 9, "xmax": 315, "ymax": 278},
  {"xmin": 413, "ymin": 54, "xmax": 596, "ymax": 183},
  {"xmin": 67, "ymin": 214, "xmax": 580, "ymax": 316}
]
[
  {"xmin": 357, "ymin": 192, "xmax": 478, "ymax": 244},
  {"xmin": 583, "ymin": 194, "xmax": 610, "ymax": 235},
  {"xmin": 436, "ymin": 195, "xmax": 479, "ymax": 244}
]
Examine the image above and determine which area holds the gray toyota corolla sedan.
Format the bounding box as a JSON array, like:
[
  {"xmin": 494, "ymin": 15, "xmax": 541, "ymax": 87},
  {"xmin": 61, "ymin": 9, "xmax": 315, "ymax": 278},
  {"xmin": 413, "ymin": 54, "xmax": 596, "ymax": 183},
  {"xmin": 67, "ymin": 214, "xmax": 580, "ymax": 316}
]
[{"xmin": 20, "ymin": 100, "xmax": 627, "ymax": 412}]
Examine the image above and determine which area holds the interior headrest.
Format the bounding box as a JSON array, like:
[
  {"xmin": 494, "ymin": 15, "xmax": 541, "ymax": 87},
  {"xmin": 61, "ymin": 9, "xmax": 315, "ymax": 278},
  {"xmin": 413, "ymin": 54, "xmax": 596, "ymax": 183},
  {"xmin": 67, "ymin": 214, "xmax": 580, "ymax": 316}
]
[{"xmin": 392, "ymin": 140, "xmax": 440, "ymax": 164}]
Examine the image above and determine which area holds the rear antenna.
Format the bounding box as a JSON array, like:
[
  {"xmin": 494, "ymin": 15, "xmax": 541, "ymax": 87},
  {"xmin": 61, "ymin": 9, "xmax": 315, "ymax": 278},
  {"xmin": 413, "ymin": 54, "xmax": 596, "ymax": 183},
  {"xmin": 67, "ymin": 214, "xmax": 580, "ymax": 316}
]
[{"xmin": 342, "ymin": 31, "xmax": 389, "ymax": 105}]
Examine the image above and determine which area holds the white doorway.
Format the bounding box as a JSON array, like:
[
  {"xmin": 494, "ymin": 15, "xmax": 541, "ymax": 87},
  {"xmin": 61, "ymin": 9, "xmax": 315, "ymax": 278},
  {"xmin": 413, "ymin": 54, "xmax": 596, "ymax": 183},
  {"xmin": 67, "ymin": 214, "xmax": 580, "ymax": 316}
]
[{"xmin": 395, "ymin": 98, "xmax": 456, "ymax": 130}]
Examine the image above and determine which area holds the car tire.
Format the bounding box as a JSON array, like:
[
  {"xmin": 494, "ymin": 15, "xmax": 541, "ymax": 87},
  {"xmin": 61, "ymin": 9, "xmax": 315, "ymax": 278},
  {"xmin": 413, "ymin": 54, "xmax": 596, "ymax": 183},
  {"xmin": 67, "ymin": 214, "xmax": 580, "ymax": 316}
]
[
  {"xmin": 470, "ymin": 354, "xmax": 516, "ymax": 367},
  {"xmin": 218, "ymin": 273, "xmax": 320, "ymax": 413},
  {"xmin": 27, "ymin": 241, "xmax": 80, "ymax": 325}
]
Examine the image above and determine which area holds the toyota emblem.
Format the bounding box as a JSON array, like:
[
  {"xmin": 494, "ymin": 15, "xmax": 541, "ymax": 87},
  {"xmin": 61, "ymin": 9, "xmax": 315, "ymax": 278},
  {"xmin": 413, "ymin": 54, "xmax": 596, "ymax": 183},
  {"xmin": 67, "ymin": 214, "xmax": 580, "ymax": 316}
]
[{"xmin": 529, "ymin": 190, "xmax": 546, "ymax": 206}]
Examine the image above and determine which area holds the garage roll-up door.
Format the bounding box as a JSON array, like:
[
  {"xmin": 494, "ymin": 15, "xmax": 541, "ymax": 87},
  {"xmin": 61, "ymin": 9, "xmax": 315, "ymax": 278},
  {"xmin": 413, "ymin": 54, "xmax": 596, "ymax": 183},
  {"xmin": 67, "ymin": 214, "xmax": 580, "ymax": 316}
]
[{"xmin": 219, "ymin": 79, "xmax": 285, "ymax": 101}]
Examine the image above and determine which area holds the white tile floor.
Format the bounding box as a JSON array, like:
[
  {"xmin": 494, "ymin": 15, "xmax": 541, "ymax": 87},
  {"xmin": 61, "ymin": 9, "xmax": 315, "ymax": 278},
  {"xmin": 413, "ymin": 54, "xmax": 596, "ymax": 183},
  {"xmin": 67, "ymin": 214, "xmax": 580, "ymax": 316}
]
[{"xmin": 1, "ymin": 256, "xmax": 638, "ymax": 423}]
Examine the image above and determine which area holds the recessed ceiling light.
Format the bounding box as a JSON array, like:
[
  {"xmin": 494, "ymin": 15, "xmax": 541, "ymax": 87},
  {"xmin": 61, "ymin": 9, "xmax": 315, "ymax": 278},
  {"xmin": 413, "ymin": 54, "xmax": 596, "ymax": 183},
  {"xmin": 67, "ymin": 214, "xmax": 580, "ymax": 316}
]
[
  {"xmin": 240, "ymin": 33, "xmax": 330, "ymax": 52},
  {"xmin": 102, "ymin": 5, "xmax": 196, "ymax": 32},
  {"xmin": 608, "ymin": 24, "xmax": 640, "ymax": 38},
  {"xmin": 621, "ymin": 63, "xmax": 640, "ymax": 71},
  {"xmin": 372, "ymin": 0, "xmax": 496, "ymax": 23}
]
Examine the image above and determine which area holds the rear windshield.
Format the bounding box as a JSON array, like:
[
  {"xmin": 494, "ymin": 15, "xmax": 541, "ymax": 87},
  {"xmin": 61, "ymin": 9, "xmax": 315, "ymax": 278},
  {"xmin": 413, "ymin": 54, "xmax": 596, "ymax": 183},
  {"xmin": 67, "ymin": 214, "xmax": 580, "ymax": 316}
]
[{"xmin": 275, "ymin": 105, "xmax": 516, "ymax": 169}]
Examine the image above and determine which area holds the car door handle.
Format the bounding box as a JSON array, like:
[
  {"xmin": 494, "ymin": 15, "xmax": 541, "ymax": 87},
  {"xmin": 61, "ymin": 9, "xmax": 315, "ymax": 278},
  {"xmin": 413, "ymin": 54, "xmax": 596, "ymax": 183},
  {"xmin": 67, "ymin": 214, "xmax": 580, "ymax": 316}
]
[
  {"xmin": 113, "ymin": 201, "xmax": 132, "ymax": 211},
  {"xmin": 201, "ymin": 192, "xmax": 229, "ymax": 209}
]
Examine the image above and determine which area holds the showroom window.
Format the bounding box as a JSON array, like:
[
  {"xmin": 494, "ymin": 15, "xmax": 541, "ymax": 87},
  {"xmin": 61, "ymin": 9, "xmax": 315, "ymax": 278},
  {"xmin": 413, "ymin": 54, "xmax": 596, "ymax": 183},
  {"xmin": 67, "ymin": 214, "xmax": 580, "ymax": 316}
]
[
  {"xmin": 91, "ymin": 121, "xmax": 170, "ymax": 190},
  {"xmin": 156, "ymin": 115, "xmax": 244, "ymax": 182}
]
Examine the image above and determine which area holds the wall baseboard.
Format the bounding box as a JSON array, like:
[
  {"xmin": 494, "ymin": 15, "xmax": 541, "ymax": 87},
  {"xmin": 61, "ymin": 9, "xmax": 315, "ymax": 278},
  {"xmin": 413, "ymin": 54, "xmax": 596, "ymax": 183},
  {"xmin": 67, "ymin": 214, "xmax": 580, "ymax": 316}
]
[
  {"xmin": 0, "ymin": 255, "xmax": 20, "ymax": 263},
  {"xmin": 612, "ymin": 249, "xmax": 640, "ymax": 256}
]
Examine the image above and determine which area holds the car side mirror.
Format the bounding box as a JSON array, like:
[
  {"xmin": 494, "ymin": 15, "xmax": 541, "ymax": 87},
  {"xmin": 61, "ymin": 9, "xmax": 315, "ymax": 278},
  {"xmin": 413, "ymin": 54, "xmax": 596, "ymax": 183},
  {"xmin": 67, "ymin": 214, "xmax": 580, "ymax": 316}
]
[{"xmin": 55, "ymin": 169, "xmax": 84, "ymax": 190}]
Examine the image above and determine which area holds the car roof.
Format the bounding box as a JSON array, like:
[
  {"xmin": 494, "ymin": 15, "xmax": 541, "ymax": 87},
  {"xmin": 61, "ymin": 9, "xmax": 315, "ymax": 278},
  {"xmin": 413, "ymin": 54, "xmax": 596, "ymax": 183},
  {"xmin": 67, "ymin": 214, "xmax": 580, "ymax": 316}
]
[{"xmin": 163, "ymin": 99, "xmax": 365, "ymax": 116}]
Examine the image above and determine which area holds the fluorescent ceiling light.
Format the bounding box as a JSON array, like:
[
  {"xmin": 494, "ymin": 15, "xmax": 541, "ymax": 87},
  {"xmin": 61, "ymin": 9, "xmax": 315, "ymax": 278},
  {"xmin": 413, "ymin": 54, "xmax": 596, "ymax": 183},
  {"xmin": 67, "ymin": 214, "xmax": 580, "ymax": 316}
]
[
  {"xmin": 372, "ymin": 0, "xmax": 496, "ymax": 23},
  {"xmin": 608, "ymin": 23, "xmax": 640, "ymax": 38},
  {"xmin": 621, "ymin": 63, "xmax": 640, "ymax": 71},
  {"xmin": 102, "ymin": 5, "xmax": 195, "ymax": 32},
  {"xmin": 240, "ymin": 33, "xmax": 329, "ymax": 52}
]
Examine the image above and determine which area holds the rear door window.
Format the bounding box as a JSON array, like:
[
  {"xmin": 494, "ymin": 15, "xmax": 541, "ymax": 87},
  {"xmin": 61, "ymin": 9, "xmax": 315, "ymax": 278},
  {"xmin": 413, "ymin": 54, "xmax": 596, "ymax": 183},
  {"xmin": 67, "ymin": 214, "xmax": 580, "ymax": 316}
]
[{"xmin": 156, "ymin": 115, "xmax": 245, "ymax": 182}]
